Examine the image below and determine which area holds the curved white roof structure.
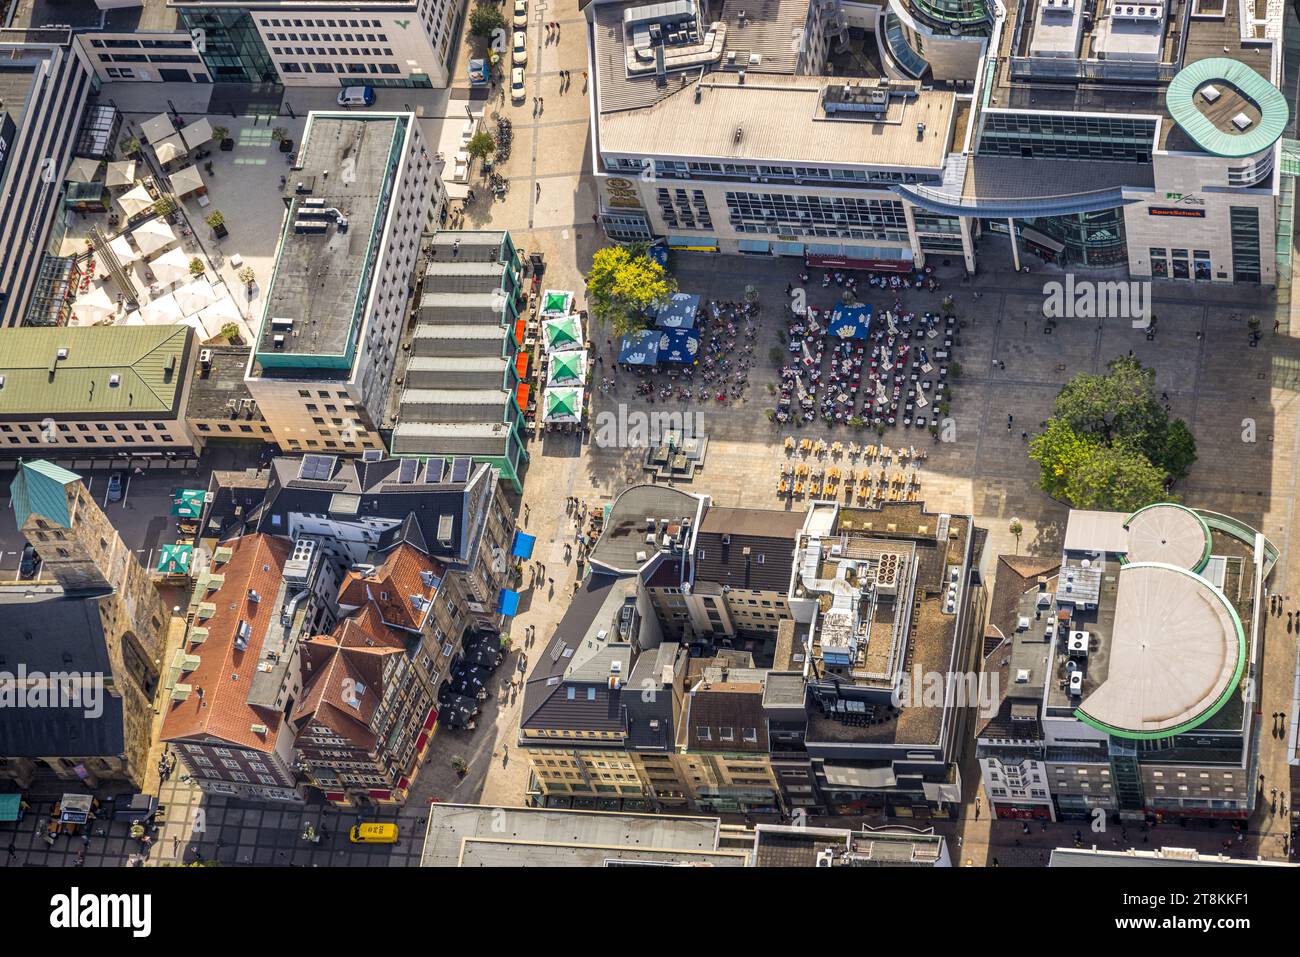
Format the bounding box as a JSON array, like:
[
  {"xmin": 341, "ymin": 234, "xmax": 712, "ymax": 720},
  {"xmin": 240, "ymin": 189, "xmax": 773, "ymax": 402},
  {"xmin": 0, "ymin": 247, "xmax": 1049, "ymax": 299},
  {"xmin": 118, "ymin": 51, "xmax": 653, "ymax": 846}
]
[
  {"xmin": 1123, "ymin": 503, "xmax": 1211, "ymax": 571},
  {"xmin": 1075, "ymin": 562, "xmax": 1244, "ymax": 739}
]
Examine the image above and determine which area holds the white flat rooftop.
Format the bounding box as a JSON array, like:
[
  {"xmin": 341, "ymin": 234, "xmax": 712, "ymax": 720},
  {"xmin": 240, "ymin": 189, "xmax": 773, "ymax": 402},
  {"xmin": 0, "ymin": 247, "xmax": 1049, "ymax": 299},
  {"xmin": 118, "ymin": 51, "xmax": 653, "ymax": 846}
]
[{"xmin": 1076, "ymin": 563, "xmax": 1242, "ymax": 737}]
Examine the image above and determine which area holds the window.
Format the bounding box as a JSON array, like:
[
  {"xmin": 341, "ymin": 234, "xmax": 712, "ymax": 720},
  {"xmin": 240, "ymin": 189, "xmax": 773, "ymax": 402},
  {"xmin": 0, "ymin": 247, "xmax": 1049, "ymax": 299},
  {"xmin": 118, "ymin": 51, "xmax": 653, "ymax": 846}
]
[{"xmin": 697, "ymin": 727, "xmax": 711, "ymax": 741}]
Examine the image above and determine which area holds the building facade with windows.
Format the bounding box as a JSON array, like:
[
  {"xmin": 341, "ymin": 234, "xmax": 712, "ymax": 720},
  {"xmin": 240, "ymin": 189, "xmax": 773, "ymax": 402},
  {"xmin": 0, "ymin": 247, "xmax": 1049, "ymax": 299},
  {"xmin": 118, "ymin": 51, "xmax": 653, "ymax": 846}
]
[
  {"xmin": 977, "ymin": 504, "xmax": 1274, "ymax": 823},
  {"xmin": 172, "ymin": 0, "xmax": 460, "ymax": 88},
  {"xmin": 0, "ymin": 325, "xmax": 197, "ymax": 455},
  {"xmin": 244, "ymin": 112, "xmax": 436, "ymax": 454},
  {"xmin": 585, "ymin": 0, "xmax": 1291, "ymax": 285},
  {"xmin": 0, "ymin": 28, "xmax": 94, "ymax": 329}
]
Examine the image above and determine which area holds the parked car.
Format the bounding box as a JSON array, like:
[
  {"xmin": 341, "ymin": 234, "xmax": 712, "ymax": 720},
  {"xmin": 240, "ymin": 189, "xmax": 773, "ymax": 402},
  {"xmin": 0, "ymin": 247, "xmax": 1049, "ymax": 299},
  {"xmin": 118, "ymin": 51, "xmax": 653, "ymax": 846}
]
[
  {"xmin": 513, "ymin": 0, "xmax": 528, "ymax": 27},
  {"xmin": 336, "ymin": 85, "xmax": 375, "ymax": 107},
  {"xmin": 18, "ymin": 544, "xmax": 39, "ymax": 579},
  {"xmin": 512, "ymin": 31, "xmax": 527, "ymax": 66},
  {"xmin": 511, "ymin": 67, "xmax": 526, "ymax": 103},
  {"xmin": 106, "ymin": 471, "xmax": 124, "ymax": 503}
]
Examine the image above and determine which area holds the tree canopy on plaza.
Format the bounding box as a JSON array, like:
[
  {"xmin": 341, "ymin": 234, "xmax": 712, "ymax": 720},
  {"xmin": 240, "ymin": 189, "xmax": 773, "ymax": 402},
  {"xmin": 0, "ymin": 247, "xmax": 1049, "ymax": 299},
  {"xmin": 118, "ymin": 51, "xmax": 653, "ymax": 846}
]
[
  {"xmin": 466, "ymin": 130, "xmax": 496, "ymax": 164},
  {"xmin": 584, "ymin": 244, "xmax": 678, "ymax": 337},
  {"xmin": 1029, "ymin": 355, "xmax": 1196, "ymax": 511},
  {"xmin": 469, "ymin": 3, "xmax": 506, "ymax": 40}
]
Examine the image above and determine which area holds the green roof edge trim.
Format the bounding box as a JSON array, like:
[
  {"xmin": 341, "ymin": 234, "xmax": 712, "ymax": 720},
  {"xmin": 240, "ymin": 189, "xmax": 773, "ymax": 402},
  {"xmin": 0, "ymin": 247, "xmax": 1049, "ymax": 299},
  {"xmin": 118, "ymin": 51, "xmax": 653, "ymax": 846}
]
[
  {"xmin": 1074, "ymin": 560, "xmax": 1246, "ymax": 740},
  {"xmin": 1123, "ymin": 501, "xmax": 1212, "ymax": 573},
  {"xmin": 1165, "ymin": 57, "xmax": 1289, "ymax": 158}
]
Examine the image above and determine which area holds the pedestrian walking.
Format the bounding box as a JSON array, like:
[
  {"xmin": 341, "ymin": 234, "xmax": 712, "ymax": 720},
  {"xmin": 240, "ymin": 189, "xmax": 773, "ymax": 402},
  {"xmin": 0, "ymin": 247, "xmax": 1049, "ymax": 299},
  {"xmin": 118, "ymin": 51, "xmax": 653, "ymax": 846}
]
[
  {"xmin": 5, "ymin": 842, "xmax": 16, "ymax": 863},
  {"xmin": 536, "ymin": 182, "xmax": 541, "ymax": 201},
  {"xmin": 548, "ymin": 577, "xmax": 555, "ymax": 587}
]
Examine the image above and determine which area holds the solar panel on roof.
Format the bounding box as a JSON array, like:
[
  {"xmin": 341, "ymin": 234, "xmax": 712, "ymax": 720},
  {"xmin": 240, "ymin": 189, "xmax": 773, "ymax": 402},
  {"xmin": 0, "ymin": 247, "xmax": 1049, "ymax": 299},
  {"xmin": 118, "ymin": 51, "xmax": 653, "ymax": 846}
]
[
  {"xmin": 424, "ymin": 458, "xmax": 445, "ymax": 484},
  {"xmin": 450, "ymin": 457, "xmax": 471, "ymax": 483},
  {"xmin": 298, "ymin": 454, "xmax": 336, "ymax": 481},
  {"xmin": 398, "ymin": 458, "xmax": 419, "ymax": 483}
]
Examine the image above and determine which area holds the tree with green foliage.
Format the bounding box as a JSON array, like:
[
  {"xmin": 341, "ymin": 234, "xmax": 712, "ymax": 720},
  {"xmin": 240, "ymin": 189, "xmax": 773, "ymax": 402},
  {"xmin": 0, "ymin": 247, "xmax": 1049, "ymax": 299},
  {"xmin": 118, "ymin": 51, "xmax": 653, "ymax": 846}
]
[
  {"xmin": 584, "ymin": 244, "xmax": 678, "ymax": 337},
  {"xmin": 1029, "ymin": 355, "xmax": 1195, "ymax": 511},
  {"xmin": 1060, "ymin": 442, "xmax": 1168, "ymax": 513},
  {"xmin": 466, "ymin": 130, "xmax": 496, "ymax": 165},
  {"xmin": 205, "ymin": 210, "xmax": 225, "ymax": 231},
  {"xmin": 469, "ymin": 3, "xmax": 506, "ymax": 39}
]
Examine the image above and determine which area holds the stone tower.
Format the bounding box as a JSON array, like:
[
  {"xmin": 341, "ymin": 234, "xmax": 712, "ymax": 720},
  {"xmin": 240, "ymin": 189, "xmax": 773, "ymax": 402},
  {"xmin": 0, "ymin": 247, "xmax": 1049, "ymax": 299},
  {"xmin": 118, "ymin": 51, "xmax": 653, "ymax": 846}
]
[{"xmin": 9, "ymin": 460, "xmax": 168, "ymax": 783}]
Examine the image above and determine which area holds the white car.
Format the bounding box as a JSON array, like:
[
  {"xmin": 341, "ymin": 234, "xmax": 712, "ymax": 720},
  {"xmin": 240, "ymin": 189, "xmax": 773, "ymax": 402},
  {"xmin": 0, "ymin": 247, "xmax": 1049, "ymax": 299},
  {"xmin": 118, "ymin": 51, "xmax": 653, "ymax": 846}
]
[
  {"xmin": 512, "ymin": 30, "xmax": 527, "ymax": 66},
  {"xmin": 511, "ymin": 67, "xmax": 526, "ymax": 103},
  {"xmin": 513, "ymin": 0, "xmax": 528, "ymax": 28}
]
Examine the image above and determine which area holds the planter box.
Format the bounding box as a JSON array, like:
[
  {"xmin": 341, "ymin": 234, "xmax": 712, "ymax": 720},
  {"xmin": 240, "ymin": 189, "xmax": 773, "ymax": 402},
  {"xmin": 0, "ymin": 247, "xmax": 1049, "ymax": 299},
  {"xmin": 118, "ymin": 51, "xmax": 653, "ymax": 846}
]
[
  {"xmin": 278, "ymin": 139, "xmax": 294, "ymax": 153},
  {"xmin": 212, "ymin": 223, "xmax": 228, "ymax": 239},
  {"xmin": 219, "ymin": 138, "xmax": 235, "ymax": 152}
]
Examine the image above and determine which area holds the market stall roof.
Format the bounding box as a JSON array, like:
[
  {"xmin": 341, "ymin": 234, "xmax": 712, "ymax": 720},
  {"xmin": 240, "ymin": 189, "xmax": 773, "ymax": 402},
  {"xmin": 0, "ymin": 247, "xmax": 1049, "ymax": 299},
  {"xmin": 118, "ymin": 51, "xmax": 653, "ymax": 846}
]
[
  {"xmin": 541, "ymin": 314, "xmax": 583, "ymax": 352},
  {"xmin": 170, "ymin": 163, "xmax": 204, "ymax": 197},
  {"xmin": 117, "ymin": 184, "xmax": 155, "ymax": 218},
  {"xmin": 179, "ymin": 116, "xmax": 214, "ymax": 151},
  {"xmin": 539, "ymin": 289, "xmax": 574, "ymax": 317},
  {"xmin": 618, "ymin": 329, "xmax": 659, "ymax": 365},
  {"xmin": 828, "ymin": 304, "xmax": 872, "ymax": 340},
  {"xmin": 511, "ymin": 530, "xmax": 536, "ymax": 559},
  {"xmin": 66, "ymin": 156, "xmax": 102, "ymax": 183},
  {"xmin": 543, "ymin": 386, "xmax": 584, "ymax": 423},
  {"xmin": 653, "ymin": 292, "xmax": 699, "ymax": 329},
  {"xmin": 152, "ymin": 132, "xmax": 186, "ymax": 165},
  {"xmin": 131, "ymin": 217, "xmax": 177, "ymax": 256},
  {"xmin": 105, "ymin": 159, "xmax": 137, "ymax": 187},
  {"xmin": 156, "ymin": 542, "xmax": 193, "ymax": 575},
  {"xmin": 141, "ymin": 112, "xmax": 177, "ymax": 144},
  {"xmin": 148, "ymin": 247, "xmax": 193, "ymax": 287},
  {"xmin": 547, "ymin": 349, "xmax": 587, "ymax": 386},
  {"xmin": 658, "ymin": 327, "xmax": 700, "ymax": 363}
]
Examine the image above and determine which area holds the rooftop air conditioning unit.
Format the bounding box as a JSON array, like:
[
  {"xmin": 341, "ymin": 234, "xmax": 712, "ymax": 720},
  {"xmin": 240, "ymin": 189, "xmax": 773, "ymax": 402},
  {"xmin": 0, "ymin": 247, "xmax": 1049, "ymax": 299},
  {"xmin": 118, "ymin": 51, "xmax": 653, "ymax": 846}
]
[
  {"xmin": 57, "ymin": 348, "xmax": 68, "ymax": 360},
  {"xmin": 108, "ymin": 374, "xmax": 121, "ymax": 387},
  {"xmin": 199, "ymin": 349, "xmax": 213, "ymax": 366},
  {"xmin": 1068, "ymin": 671, "xmax": 1084, "ymax": 696}
]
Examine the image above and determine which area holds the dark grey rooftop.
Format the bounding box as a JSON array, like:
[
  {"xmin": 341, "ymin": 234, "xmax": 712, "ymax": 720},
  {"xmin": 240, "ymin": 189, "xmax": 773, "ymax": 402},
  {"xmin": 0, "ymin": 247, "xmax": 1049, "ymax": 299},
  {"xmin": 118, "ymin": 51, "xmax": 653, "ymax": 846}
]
[
  {"xmin": 0, "ymin": 587, "xmax": 126, "ymax": 760},
  {"xmin": 186, "ymin": 345, "xmax": 263, "ymax": 421},
  {"xmin": 258, "ymin": 114, "xmax": 407, "ymax": 362},
  {"xmin": 587, "ymin": 484, "xmax": 702, "ymax": 575},
  {"xmin": 0, "ymin": 64, "xmax": 42, "ymax": 133},
  {"xmin": 10, "ymin": 0, "xmax": 180, "ymax": 31}
]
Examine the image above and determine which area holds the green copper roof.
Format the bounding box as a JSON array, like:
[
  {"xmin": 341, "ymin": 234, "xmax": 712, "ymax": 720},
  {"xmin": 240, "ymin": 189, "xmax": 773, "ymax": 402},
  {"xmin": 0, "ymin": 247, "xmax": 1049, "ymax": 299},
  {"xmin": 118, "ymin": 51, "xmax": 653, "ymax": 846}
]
[
  {"xmin": 1166, "ymin": 58, "xmax": 1288, "ymax": 158},
  {"xmin": 0, "ymin": 325, "xmax": 191, "ymax": 417},
  {"xmin": 9, "ymin": 459, "xmax": 82, "ymax": 530}
]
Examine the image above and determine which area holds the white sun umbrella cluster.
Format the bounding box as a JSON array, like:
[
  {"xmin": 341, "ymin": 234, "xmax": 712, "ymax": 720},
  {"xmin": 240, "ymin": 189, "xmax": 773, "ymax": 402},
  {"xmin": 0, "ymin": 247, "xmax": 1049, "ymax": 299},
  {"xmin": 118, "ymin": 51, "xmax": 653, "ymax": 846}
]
[
  {"xmin": 107, "ymin": 234, "xmax": 140, "ymax": 265},
  {"xmin": 117, "ymin": 184, "xmax": 156, "ymax": 218},
  {"xmin": 140, "ymin": 293, "xmax": 182, "ymax": 325},
  {"xmin": 196, "ymin": 297, "xmax": 244, "ymax": 340},
  {"xmin": 66, "ymin": 157, "xmax": 102, "ymax": 183},
  {"xmin": 71, "ymin": 283, "xmax": 118, "ymax": 325},
  {"xmin": 170, "ymin": 164, "xmax": 204, "ymax": 198},
  {"xmin": 173, "ymin": 278, "xmax": 218, "ymax": 317},
  {"xmin": 141, "ymin": 112, "xmax": 177, "ymax": 144},
  {"xmin": 153, "ymin": 133, "xmax": 187, "ymax": 166},
  {"xmin": 106, "ymin": 159, "xmax": 137, "ymax": 188},
  {"xmin": 179, "ymin": 117, "xmax": 214, "ymax": 151},
  {"xmin": 131, "ymin": 217, "xmax": 177, "ymax": 256},
  {"xmin": 149, "ymin": 247, "xmax": 194, "ymax": 287}
]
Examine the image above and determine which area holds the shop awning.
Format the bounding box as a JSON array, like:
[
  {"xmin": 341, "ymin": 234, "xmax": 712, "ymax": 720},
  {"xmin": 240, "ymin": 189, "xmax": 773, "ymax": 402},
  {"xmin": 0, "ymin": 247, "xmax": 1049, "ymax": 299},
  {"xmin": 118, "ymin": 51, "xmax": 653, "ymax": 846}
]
[
  {"xmin": 806, "ymin": 254, "xmax": 912, "ymax": 272},
  {"xmin": 515, "ymin": 382, "xmax": 531, "ymax": 412},
  {"xmin": 514, "ymin": 351, "xmax": 529, "ymax": 379},
  {"xmin": 496, "ymin": 589, "xmax": 521, "ymax": 616},
  {"xmin": 511, "ymin": 531, "xmax": 536, "ymax": 559},
  {"xmin": 513, "ymin": 316, "xmax": 526, "ymax": 348}
]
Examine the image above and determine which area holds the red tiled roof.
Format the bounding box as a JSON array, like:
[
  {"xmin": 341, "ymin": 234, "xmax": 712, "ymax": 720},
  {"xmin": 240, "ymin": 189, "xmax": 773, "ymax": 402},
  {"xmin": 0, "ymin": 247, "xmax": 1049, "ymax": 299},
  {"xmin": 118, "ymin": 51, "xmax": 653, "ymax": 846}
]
[
  {"xmin": 161, "ymin": 534, "xmax": 292, "ymax": 752},
  {"xmin": 337, "ymin": 543, "xmax": 444, "ymax": 633}
]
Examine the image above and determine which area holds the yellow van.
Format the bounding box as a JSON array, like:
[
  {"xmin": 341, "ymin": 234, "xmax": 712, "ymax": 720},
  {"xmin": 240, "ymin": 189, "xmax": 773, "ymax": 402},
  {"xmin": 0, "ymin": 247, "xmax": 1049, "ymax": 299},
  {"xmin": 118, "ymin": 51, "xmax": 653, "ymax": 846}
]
[{"xmin": 349, "ymin": 822, "xmax": 399, "ymax": 844}]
